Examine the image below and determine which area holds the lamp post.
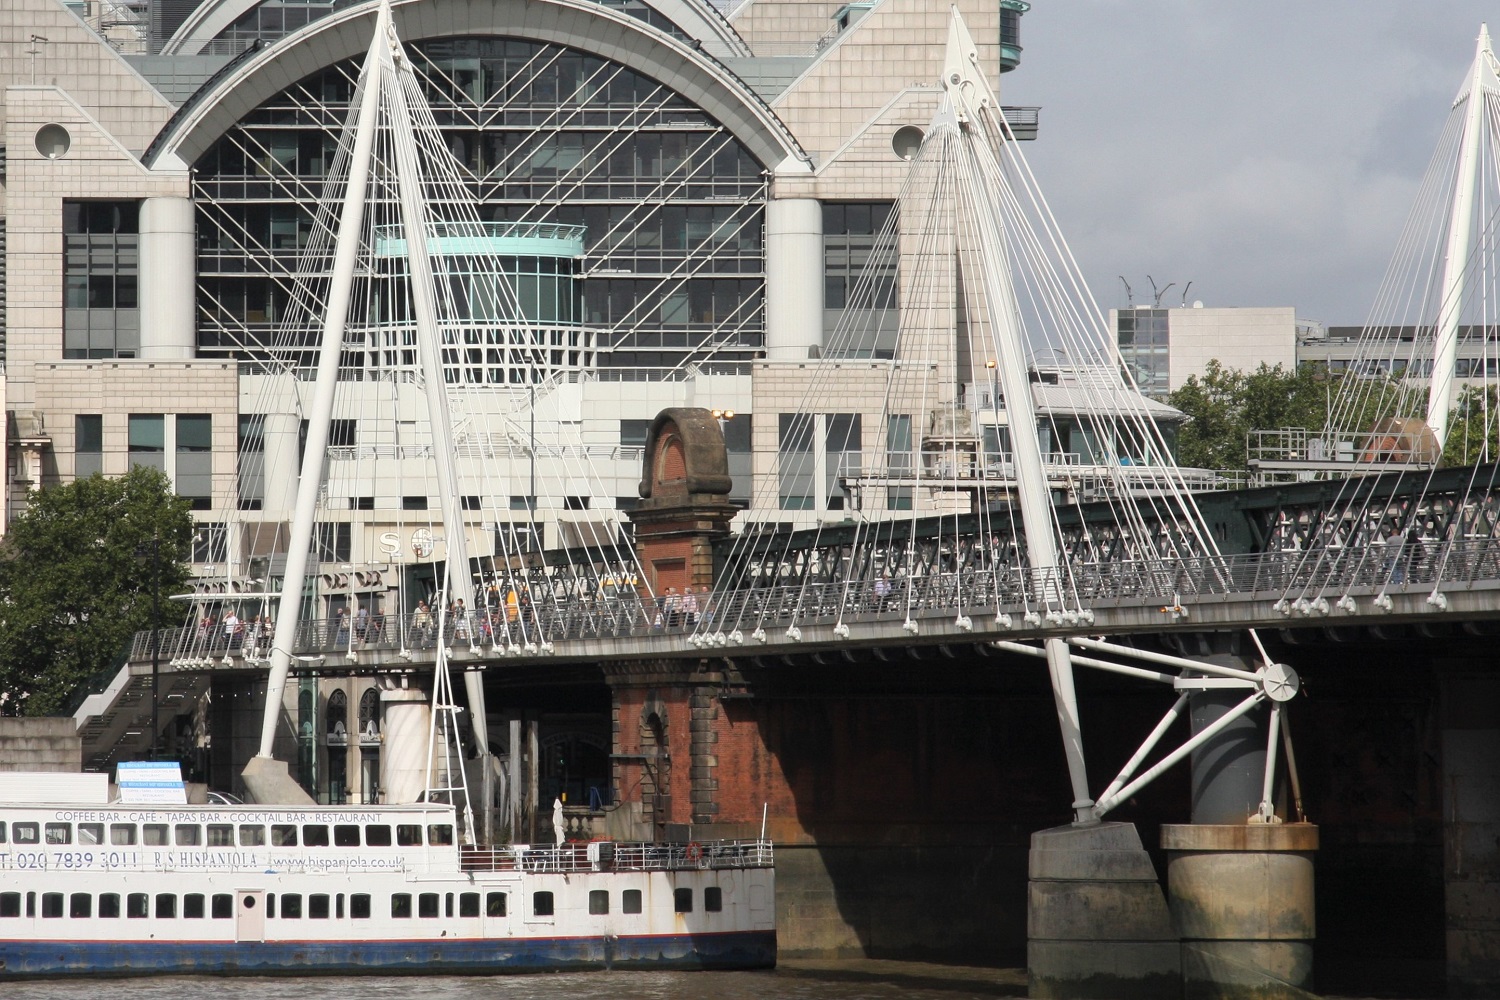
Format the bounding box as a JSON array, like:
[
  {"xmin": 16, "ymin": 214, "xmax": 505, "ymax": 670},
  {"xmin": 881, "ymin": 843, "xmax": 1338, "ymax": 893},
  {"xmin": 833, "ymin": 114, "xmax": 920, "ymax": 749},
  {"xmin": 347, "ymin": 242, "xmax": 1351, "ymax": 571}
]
[
  {"xmin": 340, "ymin": 563, "xmax": 356, "ymax": 660},
  {"xmin": 984, "ymin": 360, "xmax": 999, "ymax": 472},
  {"xmin": 148, "ymin": 532, "xmax": 161, "ymax": 758}
]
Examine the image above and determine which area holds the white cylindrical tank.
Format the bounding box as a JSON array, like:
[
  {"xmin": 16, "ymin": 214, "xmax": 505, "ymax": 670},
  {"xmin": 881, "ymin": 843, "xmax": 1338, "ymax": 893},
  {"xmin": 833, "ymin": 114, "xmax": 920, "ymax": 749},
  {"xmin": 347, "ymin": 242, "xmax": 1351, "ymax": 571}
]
[
  {"xmin": 138, "ymin": 197, "xmax": 197, "ymax": 358},
  {"xmin": 380, "ymin": 684, "xmax": 431, "ymax": 804},
  {"xmin": 764, "ymin": 198, "xmax": 824, "ymax": 360}
]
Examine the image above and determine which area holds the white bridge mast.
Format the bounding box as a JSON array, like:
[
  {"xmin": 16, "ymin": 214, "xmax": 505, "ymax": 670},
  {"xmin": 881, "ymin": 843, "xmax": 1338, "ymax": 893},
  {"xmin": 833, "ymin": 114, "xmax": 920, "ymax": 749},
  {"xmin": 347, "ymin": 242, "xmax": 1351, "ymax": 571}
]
[
  {"xmin": 246, "ymin": 0, "xmax": 484, "ymax": 810},
  {"xmin": 938, "ymin": 10, "xmax": 1093, "ymax": 823},
  {"xmin": 1428, "ymin": 24, "xmax": 1500, "ymax": 448}
]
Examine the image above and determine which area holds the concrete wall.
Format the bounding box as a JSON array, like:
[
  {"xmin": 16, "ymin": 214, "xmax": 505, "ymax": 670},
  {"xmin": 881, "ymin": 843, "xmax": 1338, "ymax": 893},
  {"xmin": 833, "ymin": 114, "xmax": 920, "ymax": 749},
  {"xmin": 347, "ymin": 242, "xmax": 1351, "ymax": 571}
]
[{"xmin": 0, "ymin": 717, "xmax": 82, "ymax": 772}]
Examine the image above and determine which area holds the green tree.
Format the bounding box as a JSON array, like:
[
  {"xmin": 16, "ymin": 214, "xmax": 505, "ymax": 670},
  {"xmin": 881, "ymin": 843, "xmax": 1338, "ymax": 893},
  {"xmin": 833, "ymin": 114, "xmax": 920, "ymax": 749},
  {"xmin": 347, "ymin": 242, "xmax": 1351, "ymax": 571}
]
[
  {"xmin": 1442, "ymin": 384, "xmax": 1500, "ymax": 467},
  {"xmin": 0, "ymin": 467, "xmax": 194, "ymax": 716},
  {"xmin": 1170, "ymin": 361, "xmax": 1332, "ymax": 472},
  {"xmin": 1169, "ymin": 361, "xmax": 1422, "ymax": 472}
]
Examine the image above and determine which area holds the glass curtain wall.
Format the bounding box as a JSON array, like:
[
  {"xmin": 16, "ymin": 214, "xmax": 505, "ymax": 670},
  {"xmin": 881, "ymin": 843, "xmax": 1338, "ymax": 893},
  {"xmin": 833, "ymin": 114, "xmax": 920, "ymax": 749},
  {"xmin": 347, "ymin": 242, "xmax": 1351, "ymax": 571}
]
[{"xmin": 192, "ymin": 38, "xmax": 769, "ymax": 377}]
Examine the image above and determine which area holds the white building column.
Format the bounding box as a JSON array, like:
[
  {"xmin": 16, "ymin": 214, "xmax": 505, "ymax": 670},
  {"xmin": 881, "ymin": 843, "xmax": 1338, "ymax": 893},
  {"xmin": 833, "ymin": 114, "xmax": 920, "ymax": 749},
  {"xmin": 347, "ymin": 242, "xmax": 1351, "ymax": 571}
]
[
  {"xmin": 765, "ymin": 198, "xmax": 824, "ymax": 359},
  {"xmin": 380, "ymin": 683, "xmax": 430, "ymax": 804},
  {"xmin": 138, "ymin": 196, "xmax": 197, "ymax": 359},
  {"xmin": 261, "ymin": 412, "xmax": 301, "ymax": 515}
]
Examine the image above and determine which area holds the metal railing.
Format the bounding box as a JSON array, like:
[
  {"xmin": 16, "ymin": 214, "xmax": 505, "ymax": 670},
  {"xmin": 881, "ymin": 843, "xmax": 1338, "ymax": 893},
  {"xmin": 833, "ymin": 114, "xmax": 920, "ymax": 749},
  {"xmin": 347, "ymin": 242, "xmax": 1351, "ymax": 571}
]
[
  {"xmin": 458, "ymin": 839, "xmax": 773, "ymax": 873},
  {"xmin": 129, "ymin": 537, "xmax": 1500, "ymax": 662}
]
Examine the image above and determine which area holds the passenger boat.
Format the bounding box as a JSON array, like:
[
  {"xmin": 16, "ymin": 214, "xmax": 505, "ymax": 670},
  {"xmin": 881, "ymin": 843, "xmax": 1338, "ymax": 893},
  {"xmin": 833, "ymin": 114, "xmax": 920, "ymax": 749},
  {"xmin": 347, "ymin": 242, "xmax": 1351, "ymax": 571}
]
[{"xmin": 0, "ymin": 787, "xmax": 775, "ymax": 978}]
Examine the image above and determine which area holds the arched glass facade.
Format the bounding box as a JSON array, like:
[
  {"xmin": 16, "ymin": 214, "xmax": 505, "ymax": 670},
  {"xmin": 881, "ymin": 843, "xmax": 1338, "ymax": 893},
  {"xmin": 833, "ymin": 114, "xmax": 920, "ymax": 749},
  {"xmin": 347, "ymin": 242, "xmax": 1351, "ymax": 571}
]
[{"xmin": 191, "ymin": 36, "xmax": 769, "ymax": 376}]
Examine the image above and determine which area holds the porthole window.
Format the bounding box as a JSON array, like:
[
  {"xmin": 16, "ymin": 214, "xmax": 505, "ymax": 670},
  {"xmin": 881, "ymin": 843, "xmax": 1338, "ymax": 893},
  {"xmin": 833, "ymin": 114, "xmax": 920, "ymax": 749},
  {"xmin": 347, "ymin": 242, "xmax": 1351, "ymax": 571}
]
[{"xmin": 35, "ymin": 123, "xmax": 71, "ymax": 159}]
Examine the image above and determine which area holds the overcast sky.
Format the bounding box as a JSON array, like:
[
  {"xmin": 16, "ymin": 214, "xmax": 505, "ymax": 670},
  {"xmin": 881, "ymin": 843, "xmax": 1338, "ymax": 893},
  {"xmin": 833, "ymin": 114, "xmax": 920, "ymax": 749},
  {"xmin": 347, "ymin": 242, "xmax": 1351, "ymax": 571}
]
[{"xmin": 1002, "ymin": 2, "xmax": 1497, "ymax": 326}]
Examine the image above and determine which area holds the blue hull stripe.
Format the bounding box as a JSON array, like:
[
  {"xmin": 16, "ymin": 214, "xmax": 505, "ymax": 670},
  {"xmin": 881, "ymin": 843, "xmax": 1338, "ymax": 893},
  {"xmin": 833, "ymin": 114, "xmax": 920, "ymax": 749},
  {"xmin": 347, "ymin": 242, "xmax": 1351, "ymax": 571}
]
[{"xmin": 0, "ymin": 931, "xmax": 776, "ymax": 978}]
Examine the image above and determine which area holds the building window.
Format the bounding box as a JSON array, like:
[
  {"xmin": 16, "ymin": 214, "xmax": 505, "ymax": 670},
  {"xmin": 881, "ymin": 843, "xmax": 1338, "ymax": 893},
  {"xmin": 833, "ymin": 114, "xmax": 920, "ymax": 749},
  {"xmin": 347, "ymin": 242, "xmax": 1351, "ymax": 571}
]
[
  {"xmin": 778, "ymin": 413, "xmax": 815, "ymax": 510},
  {"xmin": 237, "ymin": 414, "xmax": 265, "ymax": 510},
  {"xmin": 176, "ymin": 414, "xmax": 213, "ymax": 509},
  {"xmin": 190, "ymin": 524, "xmax": 227, "ymax": 566},
  {"xmin": 128, "ymin": 414, "xmax": 165, "ymax": 472},
  {"xmin": 823, "ymin": 201, "xmax": 898, "ymax": 356},
  {"xmin": 1117, "ymin": 308, "xmax": 1170, "ymax": 397},
  {"xmin": 62, "ymin": 200, "xmax": 140, "ymax": 360},
  {"xmin": 191, "ymin": 40, "xmax": 767, "ymax": 374},
  {"xmin": 314, "ymin": 523, "xmax": 351, "ymax": 562},
  {"xmin": 825, "ymin": 413, "xmax": 861, "ymax": 510},
  {"xmin": 75, "ymin": 414, "xmax": 103, "ymax": 479}
]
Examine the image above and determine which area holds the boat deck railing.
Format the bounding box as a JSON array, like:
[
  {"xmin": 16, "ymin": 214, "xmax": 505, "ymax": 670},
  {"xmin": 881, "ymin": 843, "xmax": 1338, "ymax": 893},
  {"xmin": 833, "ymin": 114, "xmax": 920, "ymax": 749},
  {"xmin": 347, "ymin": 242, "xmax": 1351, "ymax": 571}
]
[{"xmin": 458, "ymin": 839, "xmax": 773, "ymax": 874}]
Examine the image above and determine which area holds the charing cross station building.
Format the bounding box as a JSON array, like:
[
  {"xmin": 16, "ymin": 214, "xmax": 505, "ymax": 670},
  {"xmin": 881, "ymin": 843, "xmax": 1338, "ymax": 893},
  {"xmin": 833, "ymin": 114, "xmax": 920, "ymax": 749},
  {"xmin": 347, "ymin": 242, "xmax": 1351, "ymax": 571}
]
[{"xmin": 0, "ymin": 0, "xmax": 1036, "ymax": 571}]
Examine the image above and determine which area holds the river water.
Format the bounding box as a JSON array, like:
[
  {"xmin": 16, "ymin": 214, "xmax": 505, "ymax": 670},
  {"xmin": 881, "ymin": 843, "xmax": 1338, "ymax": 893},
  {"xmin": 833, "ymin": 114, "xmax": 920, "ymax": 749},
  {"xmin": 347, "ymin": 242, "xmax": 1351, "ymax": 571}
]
[{"xmin": 11, "ymin": 963, "xmax": 1032, "ymax": 1000}]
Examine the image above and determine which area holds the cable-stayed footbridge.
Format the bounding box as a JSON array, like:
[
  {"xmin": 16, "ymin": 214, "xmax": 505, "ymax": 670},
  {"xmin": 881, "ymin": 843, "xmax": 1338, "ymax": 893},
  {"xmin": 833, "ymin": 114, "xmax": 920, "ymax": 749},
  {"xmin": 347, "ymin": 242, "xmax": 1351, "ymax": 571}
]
[{"xmin": 74, "ymin": 14, "xmax": 1500, "ymax": 996}]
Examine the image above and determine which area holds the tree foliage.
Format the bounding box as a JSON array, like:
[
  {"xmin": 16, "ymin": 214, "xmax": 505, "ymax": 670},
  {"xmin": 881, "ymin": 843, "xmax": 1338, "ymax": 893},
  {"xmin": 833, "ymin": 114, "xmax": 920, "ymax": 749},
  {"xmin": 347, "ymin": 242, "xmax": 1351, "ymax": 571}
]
[
  {"xmin": 0, "ymin": 467, "xmax": 194, "ymax": 716},
  {"xmin": 1168, "ymin": 361, "xmax": 1430, "ymax": 473},
  {"xmin": 1169, "ymin": 361, "xmax": 1329, "ymax": 471},
  {"xmin": 1442, "ymin": 385, "xmax": 1500, "ymax": 467}
]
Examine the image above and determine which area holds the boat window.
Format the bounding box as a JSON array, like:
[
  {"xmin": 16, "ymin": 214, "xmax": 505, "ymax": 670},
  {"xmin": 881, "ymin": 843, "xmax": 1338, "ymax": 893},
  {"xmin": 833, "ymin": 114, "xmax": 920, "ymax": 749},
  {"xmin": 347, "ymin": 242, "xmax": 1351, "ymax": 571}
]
[
  {"xmin": 70, "ymin": 893, "xmax": 92, "ymax": 918},
  {"xmin": 365, "ymin": 824, "xmax": 392, "ymax": 846},
  {"xmin": 334, "ymin": 824, "xmax": 361, "ymax": 847},
  {"xmin": 143, "ymin": 824, "xmax": 169, "ymax": 846},
  {"xmin": 110, "ymin": 824, "xmax": 137, "ymax": 845},
  {"xmin": 12, "ymin": 822, "xmax": 39, "ymax": 844},
  {"xmin": 337, "ymin": 894, "xmax": 345, "ymax": 919},
  {"xmin": 1, "ymin": 892, "xmax": 23, "ymax": 917},
  {"xmin": 0, "ymin": 822, "xmax": 6, "ymax": 843},
  {"xmin": 418, "ymin": 893, "xmax": 439, "ymax": 918},
  {"xmin": 100, "ymin": 894, "xmax": 121, "ymax": 918},
  {"xmin": 212, "ymin": 894, "xmax": 233, "ymax": 919},
  {"xmin": 41, "ymin": 893, "xmax": 64, "ymax": 918},
  {"xmin": 26, "ymin": 892, "xmax": 34, "ymax": 917},
  {"xmin": 175, "ymin": 824, "xmax": 202, "ymax": 846},
  {"xmin": 589, "ymin": 890, "xmax": 609, "ymax": 915},
  {"xmin": 391, "ymin": 893, "xmax": 412, "ymax": 918},
  {"xmin": 45, "ymin": 823, "xmax": 71, "ymax": 845},
  {"xmin": 485, "ymin": 892, "xmax": 506, "ymax": 917},
  {"xmin": 281, "ymin": 894, "xmax": 302, "ymax": 919},
  {"xmin": 705, "ymin": 887, "xmax": 723, "ymax": 912},
  {"xmin": 184, "ymin": 894, "xmax": 206, "ymax": 919},
  {"xmin": 78, "ymin": 823, "xmax": 104, "ymax": 846},
  {"xmin": 271, "ymin": 825, "xmax": 298, "ymax": 846},
  {"xmin": 396, "ymin": 824, "xmax": 423, "ymax": 846},
  {"xmin": 239, "ymin": 824, "xmax": 266, "ymax": 846},
  {"xmin": 156, "ymin": 894, "xmax": 176, "ymax": 919},
  {"xmin": 127, "ymin": 893, "xmax": 149, "ymax": 918},
  {"xmin": 351, "ymin": 894, "xmax": 372, "ymax": 919},
  {"xmin": 428, "ymin": 824, "xmax": 454, "ymax": 846},
  {"xmin": 207, "ymin": 824, "xmax": 234, "ymax": 846},
  {"xmin": 532, "ymin": 891, "xmax": 554, "ymax": 917},
  {"xmin": 673, "ymin": 888, "xmax": 693, "ymax": 913},
  {"xmin": 266, "ymin": 894, "xmax": 276, "ymax": 918},
  {"xmin": 310, "ymin": 894, "xmax": 330, "ymax": 919},
  {"xmin": 459, "ymin": 892, "xmax": 480, "ymax": 917},
  {"xmin": 302, "ymin": 825, "xmax": 330, "ymax": 847},
  {"xmin": 622, "ymin": 890, "xmax": 642, "ymax": 914}
]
